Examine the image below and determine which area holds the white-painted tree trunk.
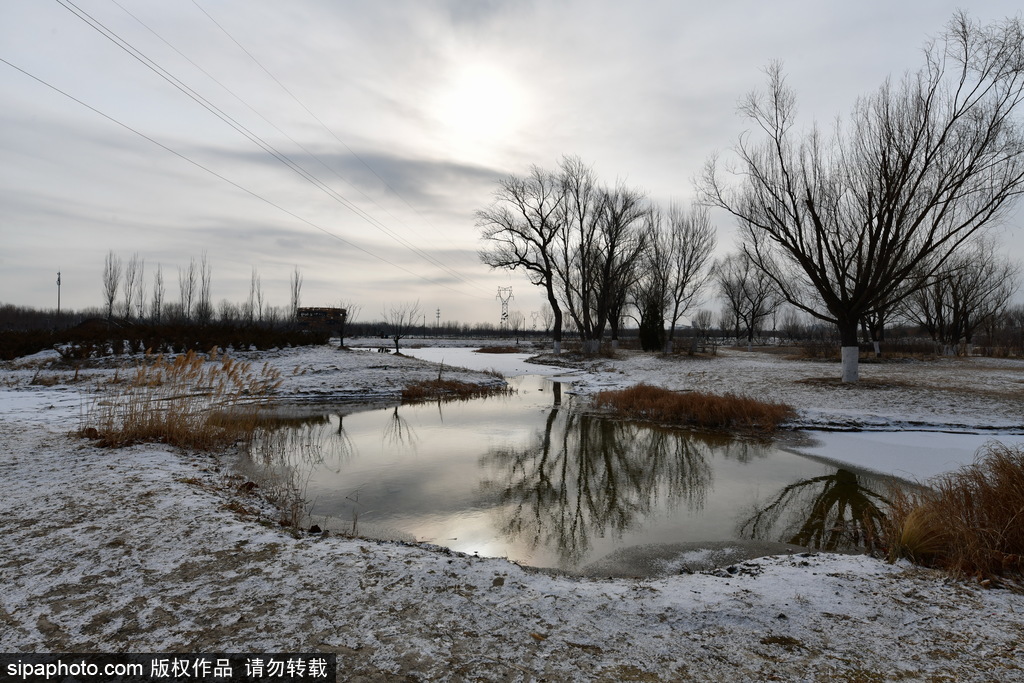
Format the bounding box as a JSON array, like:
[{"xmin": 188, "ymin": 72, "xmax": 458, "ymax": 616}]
[
  {"xmin": 610, "ymin": 339, "xmax": 619, "ymax": 350},
  {"xmin": 841, "ymin": 346, "xmax": 859, "ymax": 383},
  {"xmin": 872, "ymin": 340, "xmax": 881, "ymax": 357},
  {"xmin": 553, "ymin": 340, "xmax": 561, "ymax": 355},
  {"xmin": 583, "ymin": 339, "xmax": 600, "ymax": 354}
]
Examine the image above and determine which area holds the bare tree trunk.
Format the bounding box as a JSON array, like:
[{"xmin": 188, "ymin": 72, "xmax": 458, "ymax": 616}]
[{"xmin": 839, "ymin": 321, "xmax": 860, "ymax": 383}]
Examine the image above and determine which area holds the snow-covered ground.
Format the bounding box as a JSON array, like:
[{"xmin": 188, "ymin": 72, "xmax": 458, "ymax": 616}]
[{"xmin": 2, "ymin": 342, "xmax": 1023, "ymax": 680}]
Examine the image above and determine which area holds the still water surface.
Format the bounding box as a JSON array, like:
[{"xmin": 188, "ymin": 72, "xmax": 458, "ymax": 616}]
[{"xmin": 249, "ymin": 374, "xmax": 893, "ymax": 573}]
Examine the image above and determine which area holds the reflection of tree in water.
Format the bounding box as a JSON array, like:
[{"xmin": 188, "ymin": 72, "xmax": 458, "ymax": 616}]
[
  {"xmin": 249, "ymin": 412, "xmax": 357, "ymax": 473},
  {"xmin": 481, "ymin": 410, "xmax": 713, "ymax": 568},
  {"xmin": 739, "ymin": 468, "xmax": 889, "ymax": 551},
  {"xmin": 382, "ymin": 406, "xmax": 417, "ymax": 450},
  {"xmin": 714, "ymin": 436, "xmax": 774, "ymax": 464}
]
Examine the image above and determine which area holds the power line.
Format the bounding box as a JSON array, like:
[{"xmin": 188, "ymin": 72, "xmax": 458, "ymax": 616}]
[
  {"xmin": 190, "ymin": 0, "xmax": 477, "ymax": 259},
  {"xmin": 0, "ymin": 55, "xmax": 475, "ymax": 295},
  {"xmin": 52, "ymin": 0, "xmax": 489, "ymax": 297},
  {"xmin": 113, "ymin": 0, "xmax": 486, "ymax": 292}
]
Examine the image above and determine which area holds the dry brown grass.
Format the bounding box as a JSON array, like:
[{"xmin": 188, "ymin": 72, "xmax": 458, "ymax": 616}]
[
  {"xmin": 592, "ymin": 383, "xmax": 796, "ymax": 433},
  {"xmin": 401, "ymin": 378, "xmax": 507, "ymax": 403},
  {"xmin": 886, "ymin": 442, "xmax": 1024, "ymax": 580},
  {"xmin": 474, "ymin": 345, "xmax": 524, "ymax": 354},
  {"xmin": 78, "ymin": 348, "xmax": 282, "ymax": 450}
]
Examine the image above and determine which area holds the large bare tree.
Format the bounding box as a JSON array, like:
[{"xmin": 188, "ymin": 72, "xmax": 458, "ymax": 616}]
[
  {"xmin": 640, "ymin": 203, "xmax": 717, "ymax": 353},
  {"xmin": 701, "ymin": 13, "xmax": 1024, "ymax": 381},
  {"xmin": 555, "ymin": 156, "xmax": 647, "ymax": 353},
  {"xmin": 477, "ymin": 165, "xmax": 567, "ymax": 353}
]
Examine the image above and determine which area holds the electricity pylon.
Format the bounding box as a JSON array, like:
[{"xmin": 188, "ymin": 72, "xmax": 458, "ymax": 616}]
[{"xmin": 496, "ymin": 287, "xmax": 514, "ymax": 331}]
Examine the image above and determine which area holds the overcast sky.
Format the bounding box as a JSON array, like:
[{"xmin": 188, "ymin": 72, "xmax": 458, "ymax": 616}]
[{"xmin": 2, "ymin": 0, "xmax": 1022, "ymax": 325}]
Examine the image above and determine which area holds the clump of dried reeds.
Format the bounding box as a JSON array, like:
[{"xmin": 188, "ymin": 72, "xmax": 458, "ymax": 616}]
[
  {"xmin": 886, "ymin": 442, "xmax": 1024, "ymax": 580},
  {"xmin": 401, "ymin": 378, "xmax": 507, "ymax": 403},
  {"xmin": 79, "ymin": 348, "xmax": 282, "ymax": 450},
  {"xmin": 592, "ymin": 383, "xmax": 795, "ymax": 432},
  {"xmin": 474, "ymin": 346, "xmax": 523, "ymax": 354}
]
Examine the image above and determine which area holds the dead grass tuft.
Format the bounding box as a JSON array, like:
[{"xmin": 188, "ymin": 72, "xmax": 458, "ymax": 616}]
[
  {"xmin": 474, "ymin": 346, "xmax": 523, "ymax": 354},
  {"xmin": 592, "ymin": 383, "xmax": 795, "ymax": 433},
  {"xmin": 78, "ymin": 348, "xmax": 282, "ymax": 451},
  {"xmin": 886, "ymin": 442, "xmax": 1024, "ymax": 579},
  {"xmin": 401, "ymin": 378, "xmax": 508, "ymax": 403}
]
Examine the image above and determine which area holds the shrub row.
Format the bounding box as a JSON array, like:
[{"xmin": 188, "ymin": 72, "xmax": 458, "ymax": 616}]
[{"xmin": 0, "ymin": 321, "xmax": 330, "ymax": 361}]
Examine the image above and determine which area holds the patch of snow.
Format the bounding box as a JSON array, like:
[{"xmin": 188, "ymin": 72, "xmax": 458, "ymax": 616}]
[{"xmin": 789, "ymin": 430, "xmax": 1024, "ymax": 482}]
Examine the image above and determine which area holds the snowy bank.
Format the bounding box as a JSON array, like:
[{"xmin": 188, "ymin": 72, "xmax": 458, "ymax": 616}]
[{"xmin": 2, "ymin": 344, "xmax": 1023, "ymax": 680}]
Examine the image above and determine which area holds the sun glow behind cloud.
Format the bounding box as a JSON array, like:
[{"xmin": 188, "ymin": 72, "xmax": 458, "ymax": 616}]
[{"xmin": 428, "ymin": 61, "xmax": 531, "ymax": 162}]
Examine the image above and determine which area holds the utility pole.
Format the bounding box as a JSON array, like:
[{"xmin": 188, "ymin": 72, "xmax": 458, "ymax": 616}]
[
  {"xmin": 56, "ymin": 272, "xmax": 61, "ymax": 320},
  {"xmin": 496, "ymin": 287, "xmax": 513, "ymax": 333},
  {"xmin": 435, "ymin": 307, "xmax": 440, "ymax": 335}
]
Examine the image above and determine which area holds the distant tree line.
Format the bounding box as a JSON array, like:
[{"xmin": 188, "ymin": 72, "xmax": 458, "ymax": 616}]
[{"xmin": 97, "ymin": 250, "xmax": 309, "ymax": 327}]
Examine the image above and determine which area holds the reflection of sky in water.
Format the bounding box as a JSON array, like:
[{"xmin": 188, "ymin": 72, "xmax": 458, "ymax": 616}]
[{"xmin": 255, "ymin": 375, "xmax": 893, "ymax": 572}]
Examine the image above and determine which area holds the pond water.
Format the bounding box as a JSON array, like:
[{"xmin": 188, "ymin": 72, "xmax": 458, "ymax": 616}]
[{"xmin": 248, "ymin": 373, "xmax": 896, "ymax": 575}]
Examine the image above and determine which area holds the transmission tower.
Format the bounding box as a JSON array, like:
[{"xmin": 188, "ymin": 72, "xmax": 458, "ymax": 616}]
[{"xmin": 496, "ymin": 287, "xmax": 514, "ymax": 331}]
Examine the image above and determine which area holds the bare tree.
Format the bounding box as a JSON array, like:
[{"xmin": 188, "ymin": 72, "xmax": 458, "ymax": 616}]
[
  {"xmin": 539, "ymin": 302, "xmax": 554, "ymax": 336},
  {"xmin": 716, "ymin": 252, "xmax": 782, "ymax": 350},
  {"xmin": 151, "ymin": 264, "xmax": 164, "ymax": 323},
  {"xmin": 218, "ymin": 299, "xmax": 241, "ymax": 323},
  {"xmin": 194, "ymin": 252, "xmax": 213, "ymax": 324},
  {"xmin": 900, "ymin": 238, "xmax": 1020, "ymax": 355},
  {"xmin": 385, "ymin": 300, "xmax": 422, "ymax": 353},
  {"xmin": 102, "ymin": 250, "xmax": 121, "ymax": 321},
  {"xmin": 508, "ymin": 310, "xmax": 526, "ymax": 343},
  {"xmin": 691, "ymin": 309, "xmax": 716, "ymax": 353},
  {"xmin": 337, "ymin": 298, "xmax": 361, "ymax": 347},
  {"xmin": 245, "ymin": 267, "xmax": 260, "ymax": 324},
  {"xmin": 178, "ymin": 259, "xmax": 197, "ymax": 322},
  {"xmin": 134, "ymin": 258, "xmax": 146, "ymax": 320},
  {"xmin": 121, "ymin": 253, "xmax": 143, "ymax": 321},
  {"xmin": 556, "ymin": 157, "xmax": 648, "ymax": 353},
  {"xmin": 255, "ymin": 274, "xmax": 265, "ymax": 323},
  {"xmin": 701, "ymin": 13, "xmax": 1024, "ymax": 382},
  {"xmin": 290, "ymin": 265, "xmax": 303, "ymax": 321},
  {"xmin": 478, "ymin": 165, "xmax": 567, "ymax": 353},
  {"xmin": 640, "ymin": 203, "xmax": 717, "ymax": 352}
]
